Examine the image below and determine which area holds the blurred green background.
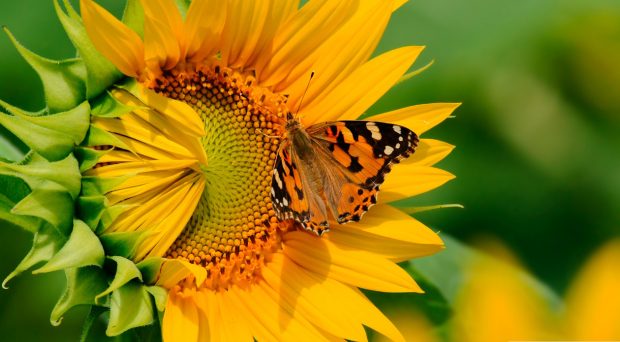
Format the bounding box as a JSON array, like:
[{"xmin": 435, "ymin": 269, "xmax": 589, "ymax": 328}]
[{"xmin": 1, "ymin": 0, "xmax": 619, "ymax": 340}]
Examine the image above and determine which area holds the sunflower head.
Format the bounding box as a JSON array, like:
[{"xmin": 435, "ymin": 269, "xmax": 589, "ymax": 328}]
[{"xmin": 1, "ymin": 0, "xmax": 458, "ymax": 340}]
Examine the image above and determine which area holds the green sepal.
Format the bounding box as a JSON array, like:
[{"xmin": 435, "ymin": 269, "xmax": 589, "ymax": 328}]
[
  {"xmin": 123, "ymin": 0, "xmax": 145, "ymax": 38},
  {"xmin": 11, "ymin": 181, "xmax": 74, "ymax": 236},
  {"xmin": 91, "ymin": 91, "xmax": 137, "ymax": 118},
  {"xmin": 107, "ymin": 281, "xmax": 155, "ymax": 336},
  {"xmin": 0, "ymin": 153, "xmax": 81, "ymax": 199},
  {"xmin": 0, "ymin": 101, "xmax": 90, "ymax": 161},
  {"xmin": 0, "ymin": 192, "xmax": 43, "ymax": 233},
  {"xmin": 0, "ymin": 174, "xmax": 41, "ymax": 233},
  {"xmin": 55, "ymin": 0, "xmax": 122, "ymax": 99},
  {"xmin": 136, "ymin": 258, "xmax": 165, "ymax": 285},
  {"xmin": 2, "ymin": 224, "xmax": 66, "ymax": 288},
  {"xmin": 95, "ymin": 256, "xmax": 143, "ymax": 305},
  {"xmin": 81, "ymin": 175, "xmax": 131, "ymax": 196},
  {"xmin": 77, "ymin": 195, "xmax": 106, "ymax": 230},
  {"xmin": 50, "ymin": 266, "xmax": 109, "ymax": 326},
  {"xmin": 0, "ymin": 124, "xmax": 28, "ymax": 162},
  {"xmin": 98, "ymin": 204, "xmax": 136, "ymax": 232},
  {"xmin": 3, "ymin": 27, "xmax": 86, "ymax": 113},
  {"xmin": 74, "ymin": 146, "xmax": 111, "ymax": 173},
  {"xmin": 82, "ymin": 124, "xmax": 133, "ymax": 152},
  {"xmin": 34, "ymin": 220, "xmax": 105, "ymax": 274},
  {"xmin": 145, "ymin": 286, "xmax": 168, "ymax": 312},
  {"xmin": 100, "ymin": 230, "xmax": 150, "ymax": 260},
  {"xmin": 80, "ymin": 306, "xmax": 108, "ymax": 342}
]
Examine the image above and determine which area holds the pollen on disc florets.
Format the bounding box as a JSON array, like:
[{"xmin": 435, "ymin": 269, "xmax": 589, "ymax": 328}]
[{"xmin": 153, "ymin": 64, "xmax": 289, "ymax": 290}]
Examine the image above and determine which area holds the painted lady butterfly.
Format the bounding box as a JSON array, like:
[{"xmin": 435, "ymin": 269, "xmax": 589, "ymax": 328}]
[{"xmin": 271, "ymin": 112, "xmax": 419, "ymax": 235}]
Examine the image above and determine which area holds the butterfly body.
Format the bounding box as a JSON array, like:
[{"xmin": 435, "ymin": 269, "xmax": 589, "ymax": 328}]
[{"xmin": 271, "ymin": 114, "xmax": 418, "ymax": 235}]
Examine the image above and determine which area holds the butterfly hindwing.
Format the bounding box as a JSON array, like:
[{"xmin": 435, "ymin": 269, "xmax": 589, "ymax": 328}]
[
  {"xmin": 271, "ymin": 141, "xmax": 331, "ymax": 235},
  {"xmin": 271, "ymin": 143, "xmax": 310, "ymax": 223}
]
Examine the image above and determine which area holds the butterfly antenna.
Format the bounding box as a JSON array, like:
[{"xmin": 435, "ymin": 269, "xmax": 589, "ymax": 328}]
[{"xmin": 295, "ymin": 71, "xmax": 315, "ymax": 115}]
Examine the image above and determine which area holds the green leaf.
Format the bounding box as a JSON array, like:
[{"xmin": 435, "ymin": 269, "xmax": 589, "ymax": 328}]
[
  {"xmin": 11, "ymin": 181, "xmax": 74, "ymax": 236},
  {"xmin": 409, "ymin": 234, "xmax": 563, "ymax": 310},
  {"xmin": 3, "ymin": 27, "xmax": 86, "ymax": 113},
  {"xmin": 0, "ymin": 101, "xmax": 90, "ymax": 161},
  {"xmin": 107, "ymin": 282, "xmax": 155, "ymax": 336},
  {"xmin": 2, "ymin": 224, "xmax": 66, "ymax": 288},
  {"xmin": 55, "ymin": 0, "xmax": 123, "ymax": 99},
  {"xmin": 174, "ymin": 0, "xmax": 189, "ymax": 19},
  {"xmin": 365, "ymin": 265, "xmax": 453, "ymax": 326},
  {"xmin": 34, "ymin": 220, "xmax": 105, "ymax": 273},
  {"xmin": 51, "ymin": 266, "xmax": 109, "ymax": 326},
  {"xmin": 123, "ymin": 0, "xmax": 145, "ymax": 38},
  {"xmin": 100, "ymin": 230, "xmax": 150, "ymax": 260},
  {"xmin": 91, "ymin": 91, "xmax": 137, "ymax": 118},
  {"xmin": 95, "ymin": 256, "xmax": 143, "ymax": 304}
]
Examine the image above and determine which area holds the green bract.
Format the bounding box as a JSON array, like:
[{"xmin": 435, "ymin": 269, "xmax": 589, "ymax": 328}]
[{"xmin": 0, "ymin": 0, "xmax": 167, "ymax": 339}]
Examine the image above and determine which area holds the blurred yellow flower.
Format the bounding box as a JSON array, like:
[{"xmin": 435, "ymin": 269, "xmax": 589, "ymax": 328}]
[{"xmin": 454, "ymin": 239, "xmax": 620, "ymax": 341}]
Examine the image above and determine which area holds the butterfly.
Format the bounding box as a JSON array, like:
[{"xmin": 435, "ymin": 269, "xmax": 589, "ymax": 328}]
[{"xmin": 270, "ymin": 112, "xmax": 419, "ymax": 235}]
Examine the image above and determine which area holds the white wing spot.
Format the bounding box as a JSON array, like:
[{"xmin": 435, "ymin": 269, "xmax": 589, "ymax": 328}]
[
  {"xmin": 274, "ymin": 169, "xmax": 283, "ymax": 189},
  {"xmin": 282, "ymin": 197, "xmax": 289, "ymax": 206},
  {"xmin": 366, "ymin": 122, "xmax": 382, "ymax": 140},
  {"xmin": 393, "ymin": 125, "xmax": 401, "ymax": 134},
  {"xmin": 384, "ymin": 145, "xmax": 394, "ymax": 155},
  {"xmin": 398, "ymin": 136, "xmax": 403, "ymax": 141},
  {"xmin": 395, "ymin": 143, "xmax": 401, "ymax": 149}
]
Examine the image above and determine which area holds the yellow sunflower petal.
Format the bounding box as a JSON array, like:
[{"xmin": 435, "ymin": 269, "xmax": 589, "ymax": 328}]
[
  {"xmin": 129, "ymin": 84, "xmax": 205, "ymax": 138},
  {"xmin": 368, "ymin": 103, "xmax": 461, "ymax": 135},
  {"xmin": 327, "ymin": 205, "xmax": 444, "ymax": 262},
  {"xmin": 220, "ymin": 289, "xmax": 278, "ymax": 342},
  {"xmin": 380, "ymin": 165, "xmax": 455, "ymax": 203},
  {"xmin": 303, "ymin": 46, "xmax": 424, "ymax": 124},
  {"xmin": 407, "ymin": 139, "xmax": 455, "ymax": 166},
  {"xmin": 156, "ymin": 258, "xmax": 207, "ymax": 289},
  {"xmin": 267, "ymin": 255, "xmax": 406, "ymax": 342},
  {"xmin": 140, "ymin": 0, "xmax": 185, "ymax": 70},
  {"xmin": 221, "ymin": 0, "xmax": 299, "ymax": 69},
  {"xmin": 231, "ymin": 283, "xmax": 329, "ymax": 341},
  {"xmin": 281, "ymin": 0, "xmax": 393, "ymax": 111},
  {"xmin": 135, "ymin": 177, "xmax": 204, "ymax": 260},
  {"xmin": 283, "ymin": 231, "xmax": 421, "ymax": 293},
  {"xmin": 263, "ymin": 254, "xmax": 368, "ymax": 341},
  {"xmin": 184, "ymin": 0, "xmax": 227, "ymax": 62},
  {"xmin": 80, "ymin": 0, "xmax": 145, "ymax": 77},
  {"xmin": 163, "ymin": 289, "xmax": 199, "ymax": 342},
  {"xmin": 111, "ymin": 88, "xmax": 207, "ymax": 166},
  {"xmin": 212, "ymin": 290, "xmax": 254, "ymax": 341},
  {"xmin": 255, "ymin": 0, "xmax": 361, "ymax": 87}
]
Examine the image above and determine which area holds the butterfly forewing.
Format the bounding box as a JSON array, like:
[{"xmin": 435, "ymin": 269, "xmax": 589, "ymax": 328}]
[
  {"xmin": 271, "ymin": 119, "xmax": 418, "ymax": 235},
  {"xmin": 307, "ymin": 120, "xmax": 419, "ymax": 188}
]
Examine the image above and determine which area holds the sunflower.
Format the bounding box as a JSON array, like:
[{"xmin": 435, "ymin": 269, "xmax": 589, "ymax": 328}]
[{"xmin": 1, "ymin": 0, "xmax": 457, "ymax": 340}]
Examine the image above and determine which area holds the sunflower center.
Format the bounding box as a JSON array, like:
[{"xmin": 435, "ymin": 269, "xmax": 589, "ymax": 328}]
[{"xmin": 154, "ymin": 65, "xmax": 288, "ymax": 290}]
